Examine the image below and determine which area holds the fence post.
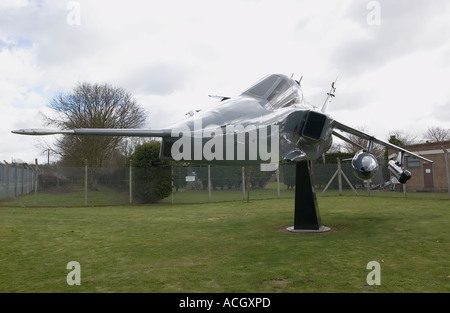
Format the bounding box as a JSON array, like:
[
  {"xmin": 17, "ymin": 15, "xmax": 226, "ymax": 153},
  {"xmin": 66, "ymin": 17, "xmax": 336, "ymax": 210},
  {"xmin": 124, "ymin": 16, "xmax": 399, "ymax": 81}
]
[
  {"xmin": 34, "ymin": 159, "xmax": 38, "ymax": 206},
  {"xmin": 322, "ymin": 159, "xmax": 358, "ymax": 196},
  {"xmin": 276, "ymin": 165, "xmax": 280, "ymax": 198},
  {"xmin": 337, "ymin": 158, "xmax": 343, "ymax": 196},
  {"xmin": 208, "ymin": 165, "xmax": 211, "ymax": 202},
  {"xmin": 84, "ymin": 159, "xmax": 88, "ymax": 207},
  {"xmin": 14, "ymin": 166, "xmax": 17, "ymax": 198},
  {"xmin": 26, "ymin": 165, "xmax": 30, "ymax": 194},
  {"xmin": 20, "ymin": 164, "xmax": 24, "ymax": 196},
  {"xmin": 129, "ymin": 159, "xmax": 133, "ymax": 204},
  {"xmin": 171, "ymin": 165, "xmax": 174, "ymax": 204},
  {"xmin": 246, "ymin": 167, "xmax": 251, "ymax": 203},
  {"xmin": 441, "ymin": 147, "xmax": 450, "ymax": 200},
  {"xmin": 3, "ymin": 161, "xmax": 10, "ymax": 199},
  {"xmin": 242, "ymin": 166, "xmax": 246, "ymax": 201}
]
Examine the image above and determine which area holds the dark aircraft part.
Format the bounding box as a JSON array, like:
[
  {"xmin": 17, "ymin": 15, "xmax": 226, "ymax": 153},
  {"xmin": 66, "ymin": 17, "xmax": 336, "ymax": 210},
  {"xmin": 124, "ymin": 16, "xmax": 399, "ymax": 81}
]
[
  {"xmin": 302, "ymin": 111, "xmax": 328, "ymax": 141},
  {"xmin": 279, "ymin": 110, "xmax": 333, "ymax": 162},
  {"xmin": 160, "ymin": 138, "xmax": 174, "ymax": 159},
  {"xmin": 388, "ymin": 160, "xmax": 412, "ymax": 184},
  {"xmin": 351, "ymin": 150, "xmax": 379, "ymax": 180},
  {"xmin": 281, "ymin": 110, "xmax": 331, "ymax": 142}
]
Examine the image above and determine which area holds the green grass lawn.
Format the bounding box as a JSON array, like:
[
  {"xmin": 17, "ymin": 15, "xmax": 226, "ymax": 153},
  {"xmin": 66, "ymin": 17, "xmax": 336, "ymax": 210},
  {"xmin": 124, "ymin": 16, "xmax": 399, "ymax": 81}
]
[
  {"xmin": 0, "ymin": 195, "xmax": 448, "ymax": 293},
  {"xmin": 0, "ymin": 185, "xmax": 129, "ymax": 207}
]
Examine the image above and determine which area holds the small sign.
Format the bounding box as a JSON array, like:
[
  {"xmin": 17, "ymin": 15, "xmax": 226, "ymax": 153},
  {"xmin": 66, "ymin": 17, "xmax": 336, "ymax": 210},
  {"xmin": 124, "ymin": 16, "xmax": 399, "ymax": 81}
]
[
  {"xmin": 425, "ymin": 169, "xmax": 431, "ymax": 174},
  {"xmin": 185, "ymin": 176, "xmax": 196, "ymax": 182}
]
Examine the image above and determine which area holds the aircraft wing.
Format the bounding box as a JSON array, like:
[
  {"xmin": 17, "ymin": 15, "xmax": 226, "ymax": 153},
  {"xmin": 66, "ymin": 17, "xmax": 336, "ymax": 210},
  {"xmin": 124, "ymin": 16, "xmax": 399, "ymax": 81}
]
[
  {"xmin": 11, "ymin": 128, "xmax": 172, "ymax": 137},
  {"xmin": 332, "ymin": 120, "xmax": 433, "ymax": 163}
]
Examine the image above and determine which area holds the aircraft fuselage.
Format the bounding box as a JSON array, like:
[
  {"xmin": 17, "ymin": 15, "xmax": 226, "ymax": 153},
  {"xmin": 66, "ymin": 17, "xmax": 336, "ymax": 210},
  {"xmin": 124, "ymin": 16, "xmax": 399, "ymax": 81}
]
[{"xmin": 160, "ymin": 75, "xmax": 334, "ymax": 166}]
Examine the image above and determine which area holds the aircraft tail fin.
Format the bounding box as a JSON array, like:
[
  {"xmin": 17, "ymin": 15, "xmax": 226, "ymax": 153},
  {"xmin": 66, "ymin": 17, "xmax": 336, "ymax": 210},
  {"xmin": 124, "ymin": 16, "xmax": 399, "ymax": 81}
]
[{"xmin": 320, "ymin": 77, "xmax": 337, "ymax": 113}]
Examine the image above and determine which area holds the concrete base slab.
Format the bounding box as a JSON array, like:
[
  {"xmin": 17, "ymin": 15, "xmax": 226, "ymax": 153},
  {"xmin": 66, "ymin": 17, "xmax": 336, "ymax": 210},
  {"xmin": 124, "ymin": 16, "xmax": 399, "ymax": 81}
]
[{"xmin": 286, "ymin": 225, "xmax": 331, "ymax": 233}]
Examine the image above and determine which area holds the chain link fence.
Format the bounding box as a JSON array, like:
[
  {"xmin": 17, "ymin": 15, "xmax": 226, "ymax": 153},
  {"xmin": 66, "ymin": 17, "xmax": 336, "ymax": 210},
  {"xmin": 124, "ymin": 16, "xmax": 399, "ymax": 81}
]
[
  {"xmin": 2, "ymin": 159, "xmax": 432, "ymax": 207},
  {"xmin": 0, "ymin": 162, "xmax": 37, "ymax": 206}
]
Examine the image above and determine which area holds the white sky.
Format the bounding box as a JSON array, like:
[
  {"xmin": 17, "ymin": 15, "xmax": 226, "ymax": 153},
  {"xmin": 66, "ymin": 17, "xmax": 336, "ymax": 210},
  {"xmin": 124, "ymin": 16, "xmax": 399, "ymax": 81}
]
[{"xmin": 1, "ymin": 0, "xmax": 450, "ymax": 164}]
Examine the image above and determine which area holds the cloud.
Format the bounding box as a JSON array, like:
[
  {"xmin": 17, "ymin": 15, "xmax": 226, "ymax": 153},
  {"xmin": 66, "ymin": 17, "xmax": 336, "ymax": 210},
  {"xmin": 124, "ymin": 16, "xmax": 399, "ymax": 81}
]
[
  {"xmin": 118, "ymin": 63, "xmax": 191, "ymax": 96},
  {"xmin": 432, "ymin": 102, "xmax": 450, "ymax": 123},
  {"xmin": 331, "ymin": 0, "xmax": 450, "ymax": 75}
]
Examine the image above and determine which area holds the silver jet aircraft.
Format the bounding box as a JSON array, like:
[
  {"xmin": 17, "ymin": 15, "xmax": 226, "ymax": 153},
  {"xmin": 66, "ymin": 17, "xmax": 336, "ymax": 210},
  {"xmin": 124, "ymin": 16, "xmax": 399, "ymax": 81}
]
[{"xmin": 12, "ymin": 73, "xmax": 432, "ymax": 184}]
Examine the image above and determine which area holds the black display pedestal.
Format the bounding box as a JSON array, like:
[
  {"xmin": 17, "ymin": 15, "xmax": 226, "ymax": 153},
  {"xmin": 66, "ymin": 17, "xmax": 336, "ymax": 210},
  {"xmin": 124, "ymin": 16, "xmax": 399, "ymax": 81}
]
[{"xmin": 287, "ymin": 160, "xmax": 330, "ymax": 233}]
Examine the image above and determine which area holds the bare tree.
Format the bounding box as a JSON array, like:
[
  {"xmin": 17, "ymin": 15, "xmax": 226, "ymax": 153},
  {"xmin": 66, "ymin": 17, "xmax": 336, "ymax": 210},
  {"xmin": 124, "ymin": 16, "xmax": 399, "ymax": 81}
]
[
  {"xmin": 424, "ymin": 126, "xmax": 450, "ymax": 143},
  {"xmin": 43, "ymin": 82, "xmax": 147, "ymax": 188},
  {"xmin": 340, "ymin": 126, "xmax": 384, "ymax": 160},
  {"xmin": 388, "ymin": 130, "xmax": 418, "ymax": 146}
]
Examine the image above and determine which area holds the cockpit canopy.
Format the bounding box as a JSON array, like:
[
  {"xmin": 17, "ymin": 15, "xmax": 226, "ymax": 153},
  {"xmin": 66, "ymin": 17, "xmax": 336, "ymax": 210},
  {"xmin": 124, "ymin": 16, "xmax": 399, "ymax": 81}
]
[{"xmin": 243, "ymin": 74, "xmax": 303, "ymax": 109}]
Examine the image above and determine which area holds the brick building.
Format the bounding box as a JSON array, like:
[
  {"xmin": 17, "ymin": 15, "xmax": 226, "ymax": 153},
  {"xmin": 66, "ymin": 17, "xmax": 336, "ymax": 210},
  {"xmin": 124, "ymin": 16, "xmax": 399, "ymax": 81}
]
[{"xmin": 394, "ymin": 140, "xmax": 450, "ymax": 192}]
